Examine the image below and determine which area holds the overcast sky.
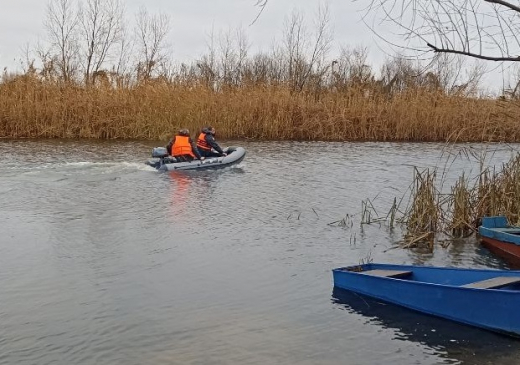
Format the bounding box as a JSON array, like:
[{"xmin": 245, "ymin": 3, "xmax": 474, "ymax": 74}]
[{"xmin": 0, "ymin": 0, "xmax": 380, "ymax": 69}]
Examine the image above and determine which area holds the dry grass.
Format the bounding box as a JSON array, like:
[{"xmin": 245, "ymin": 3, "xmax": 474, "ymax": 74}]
[
  {"xmin": 476, "ymin": 154, "xmax": 520, "ymax": 225},
  {"xmin": 1, "ymin": 73, "xmax": 520, "ymax": 141},
  {"xmin": 449, "ymin": 174, "xmax": 473, "ymax": 237},
  {"xmin": 401, "ymin": 168, "xmax": 438, "ymax": 250},
  {"xmin": 395, "ymin": 150, "xmax": 520, "ymax": 250}
]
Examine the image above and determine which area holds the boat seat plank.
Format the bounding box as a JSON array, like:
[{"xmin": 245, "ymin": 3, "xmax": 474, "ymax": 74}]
[
  {"xmin": 360, "ymin": 269, "xmax": 412, "ymax": 278},
  {"xmin": 462, "ymin": 276, "xmax": 520, "ymax": 289}
]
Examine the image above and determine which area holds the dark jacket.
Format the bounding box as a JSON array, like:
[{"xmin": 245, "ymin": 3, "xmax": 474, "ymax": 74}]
[
  {"xmin": 166, "ymin": 135, "xmax": 202, "ymax": 159},
  {"xmin": 200, "ymin": 127, "xmax": 224, "ymax": 155}
]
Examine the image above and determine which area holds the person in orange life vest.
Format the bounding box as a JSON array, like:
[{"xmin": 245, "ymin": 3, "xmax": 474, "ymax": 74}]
[
  {"xmin": 166, "ymin": 129, "xmax": 203, "ymax": 162},
  {"xmin": 196, "ymin": 126, "xmax": 227, "ymax": 158}
]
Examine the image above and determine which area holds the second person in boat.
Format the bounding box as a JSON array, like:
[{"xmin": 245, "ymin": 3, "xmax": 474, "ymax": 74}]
[
  {"xmin": 167, "ymin": 129, "xmax": 204, "ymax": 162},
  {"xmin": 196, "ymin": 126, "xmax": 227, "ymax": 158}
]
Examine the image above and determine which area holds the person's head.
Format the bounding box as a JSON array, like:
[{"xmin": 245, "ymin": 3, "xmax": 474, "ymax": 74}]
[
  {"xmin": 178, "ymin": 128, "xmax": 190, "ymax": 136},
  {"xmin": 207, "ymin": 126, "xmax": 216, "ymax": 135}
]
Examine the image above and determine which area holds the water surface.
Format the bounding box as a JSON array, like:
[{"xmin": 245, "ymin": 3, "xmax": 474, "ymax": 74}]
[{"xmin": 1, "ymin": 140, "xmax": 519, "ymax": 365}]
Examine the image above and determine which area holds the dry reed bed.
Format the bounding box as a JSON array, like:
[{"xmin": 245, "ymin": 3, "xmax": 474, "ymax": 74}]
[
  {"xmin": 397, "ymin": 153, "xmax": 520, "ymax": 250},
  {"xmin": 1, "ymin": 75, "xmax": 519, "ymax": 141}
]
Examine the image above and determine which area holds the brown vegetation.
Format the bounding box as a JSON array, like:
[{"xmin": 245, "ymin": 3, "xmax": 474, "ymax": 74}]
[
  {"xmin": 390, "ymin": 151, "xmax": 520, "ymax": 250},
  {"xmin": 2, "ymin": 0, "xmax": 520, "ymax": 142},
  {"xmin": 2, "ymin": 73, "xmax": 519, "ymax": 141}
]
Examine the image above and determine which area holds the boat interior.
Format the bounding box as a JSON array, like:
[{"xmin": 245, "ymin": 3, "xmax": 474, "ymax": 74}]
[{"xmin": 338, "ymin": 265, "xmax": 520, "ymax": 290}]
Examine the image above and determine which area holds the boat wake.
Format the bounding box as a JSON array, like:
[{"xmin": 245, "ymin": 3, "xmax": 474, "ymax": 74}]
[
  {"xmin": 62, "ymin": 161, "xmax": 156, "ymax": 172},
  {"xmin": 0, "ymin": 161, "xmax": 157, "ymax": 179}
]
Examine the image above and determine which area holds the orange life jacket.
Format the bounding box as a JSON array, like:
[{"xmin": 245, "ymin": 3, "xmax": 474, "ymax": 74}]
[
  {"xmin": 172, "ymin": 135, "xmax": 195, "ymax": 157},
  {"xmin": 197, "ymin": 132, "xmax": 212, "ymax": 151}
]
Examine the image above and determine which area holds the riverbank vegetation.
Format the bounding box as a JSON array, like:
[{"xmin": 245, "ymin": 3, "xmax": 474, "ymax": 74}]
[
  {"xmin": 358, "ymin": 148, "xmax": 520, "ymax": 250},
  {"xmin": 2, "ymin": 0, "xmax": 520, "ymax": 141}
]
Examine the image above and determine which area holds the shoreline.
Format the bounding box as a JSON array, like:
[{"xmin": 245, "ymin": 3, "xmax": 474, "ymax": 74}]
[{"xmin": 0, "ymin": 137, "xmax": 515, "ymax": 144}]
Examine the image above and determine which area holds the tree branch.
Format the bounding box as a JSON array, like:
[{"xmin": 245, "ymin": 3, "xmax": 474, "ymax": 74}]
[
  {"xmin": 426, "ymin": 42, "xmax": 520, "ymax": 61},
  {"xmin": 362, "ymin": 0, "xmax": 520, "ymax": 64},
  {"xmin": 250, "ymin": 0, "xmax": 267, "ymax": 26},
  {"xmin": 484, "ymin": 0, "xmax": 520, "ymax": 14}
]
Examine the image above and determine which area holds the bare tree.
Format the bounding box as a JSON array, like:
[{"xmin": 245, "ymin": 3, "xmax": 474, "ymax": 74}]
[
  {"xmin": 113, "ymin": 22, "xmax": 132, "ymax": 77},
  {"xmin": 503, "ymin": 65, "xmax": 520, "ymax": 99},
  {"xmin": 301, "ymin": 3, "xmax": 333, "ymax": 91},
  {"xmin": 428, "ymin": 54, "xmax": 485, "ymax": 95},
  {"xmin": 364, "ymin": 0, "xmax": 520, "ymax": 62},
  {"xmin": 79, "ymin": 0, "xmax": 124, "ymax": 85},
  {"xmin": 19, "ymin": 43, "xmax": 36, "ymax": 76},
  {"xmin": 332, "ymin": 46, "xmax": 373, "ymax": 88},
  {"xmin": 197, "ymin": 27, "xmax": 218, "ymax": 88},
  {"xmin": 134, "ymin": 8, "xmax": 171, "ymax": 81},
  {"xmin": 282, "ymin": 9, "xmax": 306, "ymax": 87},
  {"xmin": 218, "ymin": 29, "xmax": 237, "ymax": 85},
  {"xmin": 281, "ymin": 5, "xmax": 333, "ymax": 91},
  {"xmin": 45, "ymin": 0, "xmax": 80, "ymax": 82},
  {"xmin": 236, "ymin": 27, "xmax": 250, "ymax": 77},
  {"xmin": 217, "ymin": 27, "xmax": 250, "ymax": 86}
]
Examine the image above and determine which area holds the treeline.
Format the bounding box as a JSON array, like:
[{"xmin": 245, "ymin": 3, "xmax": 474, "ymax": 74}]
[{"xmin": 1, "ymin": 0, "xmax": 520, "ymax": 141}]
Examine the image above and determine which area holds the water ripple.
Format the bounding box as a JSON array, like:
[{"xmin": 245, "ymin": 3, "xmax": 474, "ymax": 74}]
[{"xmin": 1, "ymin": 140, "xmax": 520, "ymax": 365}]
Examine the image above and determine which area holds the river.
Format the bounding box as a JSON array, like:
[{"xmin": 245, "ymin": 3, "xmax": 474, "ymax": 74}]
[{"xmin": 1, "ymin": 140, "xmax": 519, "ymax": 365}]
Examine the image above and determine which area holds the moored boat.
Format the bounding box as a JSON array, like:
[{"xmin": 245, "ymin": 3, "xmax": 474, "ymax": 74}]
[
  {"xmin": 479, "ymin": 216, "xmax": 520, "ymax": 267},
  {"xmin": 481, "ymin": 239, "xmax": 520, "ymax": 268},
  {"xmin": 145, "ymin": 146, "xmax": 246, "ymax": 171},
  {"xmin": 332, "ymin": 263, "xmax": 520, "ymax": 336},
  {"xmin": 479, "ymin": 216, "xmax": 520, "ymax": 245}
]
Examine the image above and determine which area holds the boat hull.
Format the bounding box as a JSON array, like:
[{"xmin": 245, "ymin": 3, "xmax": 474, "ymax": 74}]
[
  {"xmin": 146, "ymin": 146, "xmax": 246, "ymax": 171},
  {"xmin": 332, "ymin": 263, "xmax": 520, "ymax": 336},
  {"xmin": 481, "ymin": 237, "xmax": 520, "ymax": 268},
  {"xmin": 479, "ymin": 216, "xmax": 520, "ymax": 245}
]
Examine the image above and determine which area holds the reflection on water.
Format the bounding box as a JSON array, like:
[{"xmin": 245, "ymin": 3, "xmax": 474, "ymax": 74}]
[
  {"xmin": 167, "ymin": 171, "xmax": 195, "ymax": 218},
  {"xmin": 331, "ymin": 288, "xmax": 520, "ymax": 365},
  {"xmin": 1, "ymin": 140, "xmax": 520, "ymax": 365}
]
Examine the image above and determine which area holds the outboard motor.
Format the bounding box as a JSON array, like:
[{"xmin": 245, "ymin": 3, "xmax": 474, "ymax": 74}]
[
  {"xmin": 151, "ymin": 147, "xmax": 169, "ymax": 158},
  {"xmin": 145, "ymin": 147, "xmax": 170, "ymax": 169}
]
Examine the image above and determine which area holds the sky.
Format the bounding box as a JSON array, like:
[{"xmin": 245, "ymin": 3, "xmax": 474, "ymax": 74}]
[
  {"xmin": 0, "ymin": 0, "xmax": 512, "ymax": 91},
  {"xmin": 0, "ymin": 0, "xmax": 378, "ymax": 69}
]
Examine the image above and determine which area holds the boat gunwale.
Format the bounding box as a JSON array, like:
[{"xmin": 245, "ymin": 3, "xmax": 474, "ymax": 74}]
[
  {"xmin": 332, "ymin": 264, "xmax": 520, "ymax": 292},
  {"xmin": 479, "ymin": 225, "xmax": 520, "ymax": 246}
]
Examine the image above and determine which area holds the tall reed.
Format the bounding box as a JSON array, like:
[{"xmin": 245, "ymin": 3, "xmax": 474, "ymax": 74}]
[
  {"xmin": 401, "ymin": 168, "xmax": 438, "ymax": 250},
  {"xmin": 449, "ymin": 174, "xmax": 473, "ymax": 237},
  {"xmin": 1, "ymin": 73, "xmax": 519, "ymax": 142},
  {"xmin": 396, "ymin": 150, "xmax": 520, "ymax": 249}
]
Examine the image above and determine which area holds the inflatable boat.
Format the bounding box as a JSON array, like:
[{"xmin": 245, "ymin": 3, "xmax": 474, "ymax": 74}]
[{"xmin": 145, "ymin": 146, "xmax": 246, "ymax": 171}]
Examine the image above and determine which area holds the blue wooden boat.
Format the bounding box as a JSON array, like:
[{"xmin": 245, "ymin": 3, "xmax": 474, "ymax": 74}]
[
  {"xmin": 479, "ymin": 216, "xmax": 520, "ymax": 267},
  {"xmin": 479, "ymin": 216, "xmax": 520, "ymax": 245},
  {"xmin": 332, "ymin": 263, "xmax": 520, "ymax": 336}
]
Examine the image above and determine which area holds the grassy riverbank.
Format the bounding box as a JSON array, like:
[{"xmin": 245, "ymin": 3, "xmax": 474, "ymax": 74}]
[{"xmin": 1, "ymin": 73, "xmax": 519, "ymax": 141}]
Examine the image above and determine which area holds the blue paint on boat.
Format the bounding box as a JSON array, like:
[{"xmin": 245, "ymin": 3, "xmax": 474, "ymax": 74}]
[
  {"xmin": 331, "ymin": 287, "xmax": 513, "ymax": 344},
  {"xmin": 332, "ymin": 263, "xmax": 520, "ymax": 337},
  {"xmin": 479, "ymin": 216, "xmax": 520, "ymax": 246}
]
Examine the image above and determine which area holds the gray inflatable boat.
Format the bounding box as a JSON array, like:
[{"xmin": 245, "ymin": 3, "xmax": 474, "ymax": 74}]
[{"xmin": 145, "ymin": 146, "xmax": 246, "ymax": 171}]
